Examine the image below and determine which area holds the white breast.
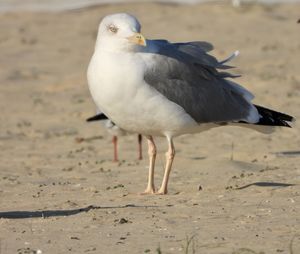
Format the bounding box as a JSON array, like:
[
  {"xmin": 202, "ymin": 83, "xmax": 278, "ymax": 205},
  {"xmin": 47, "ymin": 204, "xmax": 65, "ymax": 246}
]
[{"xmin": 87, "ymin": 50, "xmax": 198, "ymax": 137}]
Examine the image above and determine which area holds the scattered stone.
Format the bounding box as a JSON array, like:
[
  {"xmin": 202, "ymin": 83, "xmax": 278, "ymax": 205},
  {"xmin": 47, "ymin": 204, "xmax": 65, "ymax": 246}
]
[
  {"xmin": 62, "ymin": 167, "xmax": 73, "ymax": 172},
  {"xmin": 84, "ymin": 247, "xmax": 96, "ymax": 252},
  {"xmin": 113, "ymin": 184, "xmax": 124, "ymax": 189},
  {"xmin": 75, "ymin": 137, "xmax": 85, "ymax": 143},
  {"xmin": 116, "ymin": 218, "xmax": 129, "ymax": 224}
]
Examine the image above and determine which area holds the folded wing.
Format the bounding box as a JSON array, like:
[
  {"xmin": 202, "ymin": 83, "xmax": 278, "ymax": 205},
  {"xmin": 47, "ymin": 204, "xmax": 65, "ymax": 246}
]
[{"xmin": 143, "ymin": 40, "xmax": 259, "ymax": 124}]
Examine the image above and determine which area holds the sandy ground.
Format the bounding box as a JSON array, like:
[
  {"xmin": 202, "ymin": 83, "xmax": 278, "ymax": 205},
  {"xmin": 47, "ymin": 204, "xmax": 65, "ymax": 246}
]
[{"xmin": 0, "ymin": 2, "xmax": 300, "ymax": 254}]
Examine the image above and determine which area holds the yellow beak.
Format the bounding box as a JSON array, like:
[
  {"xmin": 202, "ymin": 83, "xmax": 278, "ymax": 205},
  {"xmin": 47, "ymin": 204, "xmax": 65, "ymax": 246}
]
[{"xmin": 127, "ymin": 33, "xmax": 147, "ymax": 46}]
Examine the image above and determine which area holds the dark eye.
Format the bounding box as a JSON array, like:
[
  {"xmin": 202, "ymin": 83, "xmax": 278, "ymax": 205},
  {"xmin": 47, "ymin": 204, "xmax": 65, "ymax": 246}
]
[{"xmin": 108, "ymin": 25, "xmax": 118, "ymax": 33}]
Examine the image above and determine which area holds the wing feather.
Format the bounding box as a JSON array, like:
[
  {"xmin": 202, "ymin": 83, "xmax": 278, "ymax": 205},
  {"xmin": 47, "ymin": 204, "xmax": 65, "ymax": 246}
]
[{"xmin": 143, "ymin": 40, "xmax": 258, "ymax": 124}]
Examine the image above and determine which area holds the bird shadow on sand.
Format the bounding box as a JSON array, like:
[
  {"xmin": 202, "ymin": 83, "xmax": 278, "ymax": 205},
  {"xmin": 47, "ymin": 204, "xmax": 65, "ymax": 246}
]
[
  {"xmin": 235, "ymin": 181, "xmax": 296, "ymax": 190},
  {"xmin": 0, "ymin": 204, "xmax": 160, "ymax": 219},
  {"xmin": 273, "ymin": 150, "xmax": 300, "ymax": 157}
]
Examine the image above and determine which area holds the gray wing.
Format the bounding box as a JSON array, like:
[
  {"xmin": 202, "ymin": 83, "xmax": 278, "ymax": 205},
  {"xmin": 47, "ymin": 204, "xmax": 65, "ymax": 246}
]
[
  {"xmin": 143, "ymin": 40, "xmax": 256, "ymax": 124},
  {"xmin": 174, "ymin": 41, "xmax": 214, "ymax": 53},
  {"xmin": 149, "ymin": 40, "xmax": 239, "ymax": 77},
  {"xmin": 152, "ymin": 40, "xmax": 214, "ymax": 53}
]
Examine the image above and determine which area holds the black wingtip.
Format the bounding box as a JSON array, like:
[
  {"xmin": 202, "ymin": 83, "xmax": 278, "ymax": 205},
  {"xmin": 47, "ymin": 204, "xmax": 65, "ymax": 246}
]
[
  {"xmin": 254, "ymin": 105, "xmax": 294, "ymax": 128},
  {"xmin": 86, "ymin": 113, "xmax": 109, "ymax": 122}
]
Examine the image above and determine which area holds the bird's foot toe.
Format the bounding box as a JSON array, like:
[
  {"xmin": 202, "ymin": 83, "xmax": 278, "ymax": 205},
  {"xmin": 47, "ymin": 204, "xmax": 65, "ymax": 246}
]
[
  {"xmin": 140, "ymin": 187, "xmax": 155, "ymax": 195},
  {"xmin": 155, "ymin": 188, "xmax": 168, "ymax": 195}
]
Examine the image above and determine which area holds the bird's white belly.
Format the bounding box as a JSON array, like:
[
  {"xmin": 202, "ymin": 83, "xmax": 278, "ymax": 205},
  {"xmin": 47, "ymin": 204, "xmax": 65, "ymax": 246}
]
[{"xmin": 88, "ymin": 51, "xmax": 198, "ymax": 137}]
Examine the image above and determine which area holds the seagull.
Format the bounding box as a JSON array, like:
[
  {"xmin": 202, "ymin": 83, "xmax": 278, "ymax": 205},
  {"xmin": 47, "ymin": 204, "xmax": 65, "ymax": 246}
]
[
  {"xmin": 86, "ymin": 112, "xmax": 143, "ymax": 162},
  {"xmin": 87, "ymin": 13, "xmax": 294, "ymax": 194}
]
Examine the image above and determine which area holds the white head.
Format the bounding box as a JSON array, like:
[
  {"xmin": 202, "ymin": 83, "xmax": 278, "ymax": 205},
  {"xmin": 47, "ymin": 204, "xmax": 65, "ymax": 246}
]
[{"xmin": 95, "ymin": 13, "xmax": 146, "ymax": 52}]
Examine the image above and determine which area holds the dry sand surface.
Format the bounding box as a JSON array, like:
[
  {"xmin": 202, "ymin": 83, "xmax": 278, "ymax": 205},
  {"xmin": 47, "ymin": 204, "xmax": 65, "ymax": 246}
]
[{"xmin": 0, "ymin": 2, "xmax": 300, "ymax": 254}]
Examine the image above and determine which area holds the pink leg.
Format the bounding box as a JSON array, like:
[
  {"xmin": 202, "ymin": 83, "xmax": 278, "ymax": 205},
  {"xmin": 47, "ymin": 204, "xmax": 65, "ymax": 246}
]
[
  {"xmin": 157, "ymin": 136, "xmax": 175, "ymax": 195},
  {"xmin": 112, "ymin": 136, "xmax": 118, "ymax": 162},
  {"xmin": 138, "ymin": 134, "xmax": 143, "ymax": 160},
  {"xmin": 141, "ymin": 136, "xmax": 156, "ymax": 194}
]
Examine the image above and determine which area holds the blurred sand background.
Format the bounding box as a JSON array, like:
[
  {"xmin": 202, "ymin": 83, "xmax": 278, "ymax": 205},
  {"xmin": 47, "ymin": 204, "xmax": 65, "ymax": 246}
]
[{"xmin": 0, "ymin": 1, "xmax": 300, "ymax": 254}]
